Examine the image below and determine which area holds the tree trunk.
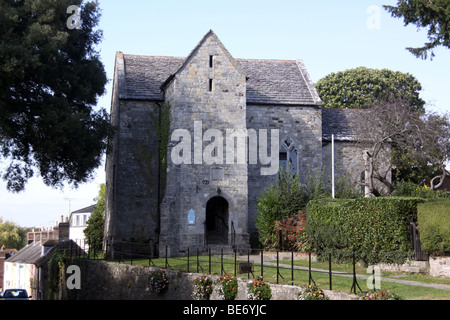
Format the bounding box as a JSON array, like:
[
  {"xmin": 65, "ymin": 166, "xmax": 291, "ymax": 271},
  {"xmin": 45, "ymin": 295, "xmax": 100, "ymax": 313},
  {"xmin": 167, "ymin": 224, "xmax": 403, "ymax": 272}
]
[{"xmin": 431, "ymin": 163, "xmax": 446, "ymax": 190}]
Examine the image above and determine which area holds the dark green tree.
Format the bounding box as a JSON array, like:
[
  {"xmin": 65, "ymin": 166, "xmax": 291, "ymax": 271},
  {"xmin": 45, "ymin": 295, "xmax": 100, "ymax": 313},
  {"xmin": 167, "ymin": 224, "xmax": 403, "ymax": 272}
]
[
  {"xmin": 384, "ymin": 0, "xmax": 450, "ymax": 60},
  {"xmin": 315, "ymin": 67, "xmax": 425, "ymax": 110},
  {"xmin": 84, "ymin": 183, "xmax": 105, "ymax": 241},
  {"xmin": 0, "ymin": 0, "xmax": 111, "ymax": 192}
]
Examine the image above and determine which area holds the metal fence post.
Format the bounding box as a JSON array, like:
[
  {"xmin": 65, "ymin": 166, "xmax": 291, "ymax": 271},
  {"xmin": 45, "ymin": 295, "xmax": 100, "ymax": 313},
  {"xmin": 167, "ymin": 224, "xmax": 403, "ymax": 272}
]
[
  {"xmin": 234, "ymin": 250, "xmax": 237, "ymax": 278},
  {"xmin": 276, "ymin": 251, "xmax": 279, "ymax": 284},
  {"xmin": 329, "ymin": 253, "xmax": 332, "ymax": 291},
  {"xmin": 291, "ymin": 250, "xmax": 294, "ymax": 285},
  {"xmin": 260, "ymin": 249, "xmax": 264, "ymax": 279},
  {"xmin": 187, "ymin": 248, "xmax": 190, "ymax": 273},
  {"xmin": 209, "ymin": 248, "xmax": 212, "ymax": 275}
]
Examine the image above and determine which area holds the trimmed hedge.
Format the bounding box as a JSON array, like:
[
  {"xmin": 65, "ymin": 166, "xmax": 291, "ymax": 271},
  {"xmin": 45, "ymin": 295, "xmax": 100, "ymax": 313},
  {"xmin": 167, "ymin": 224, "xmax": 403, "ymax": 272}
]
[
  {"xmin": 417, "ymin": 199, "xmax": 450, "ymax": 256},
  {"xmin": 306, "ymin": 197, "xmax": 424, "ymax": 265}
]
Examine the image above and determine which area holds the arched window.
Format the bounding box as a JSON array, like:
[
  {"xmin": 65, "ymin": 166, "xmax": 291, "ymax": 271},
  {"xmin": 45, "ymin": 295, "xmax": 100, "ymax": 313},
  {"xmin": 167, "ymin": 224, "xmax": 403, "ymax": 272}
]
[{"xmin": 280, "ymin": 136, "xmax": 298, "ymax": 178}]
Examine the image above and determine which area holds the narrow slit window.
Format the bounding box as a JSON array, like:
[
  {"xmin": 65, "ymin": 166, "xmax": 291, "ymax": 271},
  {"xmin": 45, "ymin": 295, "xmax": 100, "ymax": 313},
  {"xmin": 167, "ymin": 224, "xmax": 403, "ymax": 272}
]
[
  {"xmin": 209, "ymin": 79, "xmax": 213, "ymax": 92},
  {"xmin": 209, "ymin": 55, "xmax": 214, "ymax": 68}
]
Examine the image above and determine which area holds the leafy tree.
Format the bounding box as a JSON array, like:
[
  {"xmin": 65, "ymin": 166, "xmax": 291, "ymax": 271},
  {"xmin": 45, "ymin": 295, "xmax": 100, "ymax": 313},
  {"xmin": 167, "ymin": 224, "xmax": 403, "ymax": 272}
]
[
  {"xmin": 84, "ymin": 183, "xmax": 104, "ymax": 241},
  {"xmin": 0, "ymin": 218, "xmax": 28, "ymax": 249},
  {"xmin": 0, "ymin": 0, "xmax": 111, "ymax": 192},
  {"xmin": 384, "ymin": 0, "xmax": 450, "ymax": 60},
  {"xmin": 315, "ymin": 67, "xmax": 425, "ymax": 110}
]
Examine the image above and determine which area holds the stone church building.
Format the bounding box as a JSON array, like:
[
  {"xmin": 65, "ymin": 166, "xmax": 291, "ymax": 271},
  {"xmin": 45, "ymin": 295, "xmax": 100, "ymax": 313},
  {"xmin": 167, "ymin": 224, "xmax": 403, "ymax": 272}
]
[{"xmin": 104, "ymin": 30, "xmax": 370, "ymax": 256}]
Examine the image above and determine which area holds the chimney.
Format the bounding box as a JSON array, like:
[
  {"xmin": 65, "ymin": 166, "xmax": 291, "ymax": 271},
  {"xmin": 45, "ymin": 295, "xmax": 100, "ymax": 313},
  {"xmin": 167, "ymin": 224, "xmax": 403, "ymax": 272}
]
[{"xmin": 58, "ymin": 217, "xmax": 70, "ymax": 243}]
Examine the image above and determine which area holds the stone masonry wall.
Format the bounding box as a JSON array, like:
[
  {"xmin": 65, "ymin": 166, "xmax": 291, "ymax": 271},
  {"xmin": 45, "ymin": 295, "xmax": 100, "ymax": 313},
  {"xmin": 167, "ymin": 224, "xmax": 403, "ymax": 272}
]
[
  {"xmin": 105, "ymin": 99, "xmax": 161, "ymax": 244},
  {"xmin": 246, "ymin": 104, "xmax": 322, "ymax": 238},
  {"xmin": 68, "ymin": 259, "xmax": 358, "ymax": 300},
  {"xmin": 160, "ymin": 33, "xmax": 249, "ymax": 255}
]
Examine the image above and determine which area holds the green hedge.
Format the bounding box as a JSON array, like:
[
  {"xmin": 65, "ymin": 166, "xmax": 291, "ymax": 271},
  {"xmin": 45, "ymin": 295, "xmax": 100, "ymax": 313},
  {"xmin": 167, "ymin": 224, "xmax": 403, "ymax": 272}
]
[
  {"xmin": 417, "ymin": 199, "xmax": 450, "ymax": 256},
  {"xmin": 306, "ymin": 197, "xmax": 424, "ymax": 265}
]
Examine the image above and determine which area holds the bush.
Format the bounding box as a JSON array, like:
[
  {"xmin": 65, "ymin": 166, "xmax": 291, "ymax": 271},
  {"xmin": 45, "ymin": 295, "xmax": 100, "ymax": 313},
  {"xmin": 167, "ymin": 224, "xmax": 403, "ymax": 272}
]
[
  {"xmin": 306, "ymin": 197, "xmax": 424, "ymax": 265},
  {"xmin": 261, "ymin": 211, "xmax": 310, "ymax": 251},
  {"xmin": 216, "ymin": 274, "xmax": 238, "ymax": 300},
  {"xmin": 255, "ymin": 168, "xmax": 310, "ymax": 244},
  {"xmin": 247, "ymin": 277, "xmax": 272, "ymax": 300},
  {"xmin": 147, "ymin": 270, "xmax": 169, "ymax": 294},
  {"xmin": 192, "ymin": 276, "xmax": 213, "ymax": 300},
  {"xmin": 298, "ymin": 285, "xmax": 329, "ymax": 300},
  {"xmin": 358, "ymin": 290, "xmax": 402, "ymax": 300},
  {"xmin": 393, "ymin": 180, "xmax": 449, "ymax": 198},
  {"xmin": 417, "ymin": 199, "xmax": 450, "ymax": 256}
]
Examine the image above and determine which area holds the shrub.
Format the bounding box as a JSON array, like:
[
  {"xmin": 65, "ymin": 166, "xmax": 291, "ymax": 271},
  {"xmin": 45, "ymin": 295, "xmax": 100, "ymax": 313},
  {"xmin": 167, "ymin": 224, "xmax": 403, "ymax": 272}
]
[
  {"xmin": 255, "ymin": 168, "xmax": 310, "ymax": 244},
  {"xmin": 147, "ymin": 270, "xmax": 169, "ymax": 294},
  {"xmin": 417, "ymin": 199, "xmax": 450, "ymax": 256},
  {"xmin": 216, "ymin": 274, "xmax": 238, "ymax": 300},
  {"xmin": 393, "ymin": 180, "xmax": 449, "ymax": 198},
  {"xmin": 262, "ymin": 211, "xmax": 310, "ymax": 251},
  {"xmin": 306, "ymin": 197, "xmax": 424, "ymax": 265},
  {"xmin": 358, "ymin": 290, "xmax": 401, "ymax": 300},
  {"xmin": 192, "ymin": 276, "xmax": 213, "ymax": 300},
  {"xmin": 247, "ymin": 277, "xmax": 272, "ymax": 300},
  {"xmin": 298, "ymin": 285, "xmax": 329, "ymax": 300}
]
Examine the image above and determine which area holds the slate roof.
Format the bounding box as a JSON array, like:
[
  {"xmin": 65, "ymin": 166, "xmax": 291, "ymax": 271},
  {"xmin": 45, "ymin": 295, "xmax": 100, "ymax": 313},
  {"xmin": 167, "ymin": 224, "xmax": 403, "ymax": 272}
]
[
  {"xmin": 5, "ymin": 241, "xmax": 43, "ymax": 264},
  {"xmin": 71, "ymin": 204, "xmax": 96, "ymax": 214},
  {"xmin": 5, "ymin": 240, "xmax": 84, "ymax": 266},
  {"xmin": 322, "ymin": 108, "xmax": 365, "ymax": 141},
  {"xmin": 115, "ymin": 49, "xmax": 321, "ymax": 106}
]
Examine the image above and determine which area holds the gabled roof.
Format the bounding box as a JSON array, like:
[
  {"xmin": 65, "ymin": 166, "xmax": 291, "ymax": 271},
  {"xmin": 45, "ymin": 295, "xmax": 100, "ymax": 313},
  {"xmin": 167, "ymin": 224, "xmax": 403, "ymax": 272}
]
[
  {"xmin": 161, "ymin": 30, "xmax": 247, "ymax": 90},
  {"xmin": 113, "ymin": 31, "xmax": 322, "ymax": 106}
]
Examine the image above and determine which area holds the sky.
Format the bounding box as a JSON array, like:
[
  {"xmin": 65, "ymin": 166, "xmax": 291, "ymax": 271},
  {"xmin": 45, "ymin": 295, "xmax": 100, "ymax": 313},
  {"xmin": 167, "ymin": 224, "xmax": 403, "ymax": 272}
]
[{"xmin": 0, "ymin": 0, "xmax": 449, "ymax": 228}]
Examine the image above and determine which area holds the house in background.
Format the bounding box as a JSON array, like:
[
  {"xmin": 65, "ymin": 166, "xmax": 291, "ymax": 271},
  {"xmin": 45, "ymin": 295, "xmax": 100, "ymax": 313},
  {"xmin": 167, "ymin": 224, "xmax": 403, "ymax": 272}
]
[
  {"xmin": 69, "ymin": 205, "xmax": 95, "ymax": 248},
  {"xmin": 3, "ymin": 219, "xmax": 83, "ymax": 300},
  {"xmin": 0, "ymin": 246, "xmax": 17, "ymax": 292}
]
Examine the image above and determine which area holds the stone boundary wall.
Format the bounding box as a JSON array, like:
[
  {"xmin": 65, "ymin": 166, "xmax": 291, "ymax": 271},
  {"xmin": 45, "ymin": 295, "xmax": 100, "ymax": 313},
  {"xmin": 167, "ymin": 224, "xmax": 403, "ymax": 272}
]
[
  {"xmin": 68, "ymin": 259, "xmax": 358, "ymax": 300},
  {"xmin": 429, "ymin": 257, "xmax": 450, "ymax": 278},
  {"xmin": 376, "ymin": 257, "xmax": 450, "ymax": 278}
]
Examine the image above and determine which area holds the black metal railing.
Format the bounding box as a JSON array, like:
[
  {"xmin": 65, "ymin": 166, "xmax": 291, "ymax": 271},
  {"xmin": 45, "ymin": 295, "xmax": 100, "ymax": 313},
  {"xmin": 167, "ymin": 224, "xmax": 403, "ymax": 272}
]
[{"xmin": 65, "ymin": 239, "xmax": 365, "ymax": 294}]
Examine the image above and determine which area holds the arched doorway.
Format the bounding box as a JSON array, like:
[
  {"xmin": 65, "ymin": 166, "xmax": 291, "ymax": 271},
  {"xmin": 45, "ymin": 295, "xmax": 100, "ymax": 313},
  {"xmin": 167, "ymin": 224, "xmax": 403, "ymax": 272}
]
[{"xmin": 205, "ymin": 197, "xmax": 229, "ymax": 245}]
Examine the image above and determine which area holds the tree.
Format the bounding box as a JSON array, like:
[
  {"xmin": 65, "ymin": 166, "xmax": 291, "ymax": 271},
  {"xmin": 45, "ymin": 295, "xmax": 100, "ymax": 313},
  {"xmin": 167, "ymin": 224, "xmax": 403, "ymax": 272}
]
[
  {"xmin": 384, "ymin": 0, "xmax": 450, "ymax": 60},
  {"xmin": 84, "ymin": 183, "xmax": 104, "ymax": 241},
  {"xmin": 315, "ymin": 67, "xmax": 425, "ymax": 110},
  {"xmin": 0, "ymin": 0, "xmax": 111, "ymax": 192},
  {"xmin": 353, "ymin": 97, "xmax": 450, "ymax": 196},
  {"xmin": 0, "ymin": 218, "xmax": 28, "ymax": 249}
]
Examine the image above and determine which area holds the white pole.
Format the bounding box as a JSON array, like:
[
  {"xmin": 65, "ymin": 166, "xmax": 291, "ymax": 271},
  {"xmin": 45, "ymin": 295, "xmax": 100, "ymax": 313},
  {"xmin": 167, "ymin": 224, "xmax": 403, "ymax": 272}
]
[{"xmin": 332, "ymin": 134, "xmax": 335, "ymax": 199}]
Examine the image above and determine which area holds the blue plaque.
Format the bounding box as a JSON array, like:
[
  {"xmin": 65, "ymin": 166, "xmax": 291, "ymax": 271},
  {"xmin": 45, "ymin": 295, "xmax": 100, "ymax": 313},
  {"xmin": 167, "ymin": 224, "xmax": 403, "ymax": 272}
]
[{"xmin": 187, "ymin": 209, "xmax": 196, "ymax": 225}]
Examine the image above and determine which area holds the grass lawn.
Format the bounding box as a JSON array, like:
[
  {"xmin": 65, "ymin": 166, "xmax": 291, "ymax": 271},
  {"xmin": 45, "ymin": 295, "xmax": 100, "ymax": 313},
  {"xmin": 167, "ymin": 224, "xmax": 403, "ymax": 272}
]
[{"xmin": 108, "ymin": 255, "xmax": 450, "ymax": 300}]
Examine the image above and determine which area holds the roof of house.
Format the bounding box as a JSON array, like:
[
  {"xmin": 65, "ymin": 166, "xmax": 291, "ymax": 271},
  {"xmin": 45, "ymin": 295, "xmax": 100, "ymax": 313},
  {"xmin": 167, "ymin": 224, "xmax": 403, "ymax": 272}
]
[
  {"xmin": 5, "ymin": 241, "xmax": 43, "ymax": 264},
  {"xmin": 5, "ymin": 240, "xmax": 84, "ymax": 266},
  {"xmin": 71, "ymin": 205, "xmax": 96, "ymax": 215},
  {"xmin": 114, "ymin": 31, "xmax": 321, "ymax": 106}
]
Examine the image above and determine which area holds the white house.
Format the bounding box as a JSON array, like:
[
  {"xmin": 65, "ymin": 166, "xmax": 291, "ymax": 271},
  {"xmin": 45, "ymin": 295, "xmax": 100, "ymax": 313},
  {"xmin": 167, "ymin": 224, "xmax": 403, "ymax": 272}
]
[{"xmin": 69, "ymin": 205, "xmax": 95, "ymax": 248}]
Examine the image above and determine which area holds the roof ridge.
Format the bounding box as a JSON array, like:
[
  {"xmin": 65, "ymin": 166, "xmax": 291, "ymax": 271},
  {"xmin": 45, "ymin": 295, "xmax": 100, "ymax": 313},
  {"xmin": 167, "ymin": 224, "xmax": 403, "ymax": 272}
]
[
  {"xmin": 123, "ymin": 53, "xmax": 185, "ymax": 59},
  {"xmin": 237, "ymin": 58, "xmax": 297, "ymax": 62}
]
